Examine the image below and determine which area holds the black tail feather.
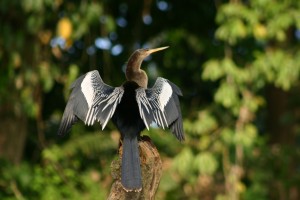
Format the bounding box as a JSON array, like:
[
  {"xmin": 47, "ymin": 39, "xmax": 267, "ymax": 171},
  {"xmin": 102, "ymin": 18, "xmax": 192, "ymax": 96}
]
[{"xmin": 121, "ymin": 135, "xmax": 142, "ymax": 191}]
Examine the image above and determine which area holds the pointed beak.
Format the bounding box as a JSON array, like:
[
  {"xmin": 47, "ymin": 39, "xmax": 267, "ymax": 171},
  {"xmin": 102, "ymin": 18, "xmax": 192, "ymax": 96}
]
[{"xmin": 148, "ymin": 46, "xmax": 169, "ymax": 54}]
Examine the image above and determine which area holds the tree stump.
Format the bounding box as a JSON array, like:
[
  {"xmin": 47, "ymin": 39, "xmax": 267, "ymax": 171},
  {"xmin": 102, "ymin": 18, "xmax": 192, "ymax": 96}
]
[{"xmin": 108, "ymin": 136, "xmax": 162, "ymax": 200}]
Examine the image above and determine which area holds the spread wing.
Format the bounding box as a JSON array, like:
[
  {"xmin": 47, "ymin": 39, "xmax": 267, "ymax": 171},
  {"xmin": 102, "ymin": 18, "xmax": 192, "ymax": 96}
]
[
  {"xmin": 57, "ymin": 70, "xmax": 124, "ymax": 136},
  {"xmin": 135, "ymin": 77, "xmax": 184, "ymax": 141}
]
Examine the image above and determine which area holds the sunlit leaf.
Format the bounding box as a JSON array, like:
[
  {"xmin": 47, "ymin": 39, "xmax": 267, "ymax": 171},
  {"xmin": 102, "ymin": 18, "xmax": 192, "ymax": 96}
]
[
  {"xmin": 22, "ymin": 0, "xmax": 43, "ymax": 12},
  {"xmin": 172, "ymin": 147, "xmax": 194, "ymax": 177},
  {"xmin": 194, "ymin": 152, "xmax": 218, "ymax": 176},
  {"xmin": 216, "ymin": 15, "xmax": 248, "ymax": 44},
  {"xmin": 184, "ymin": 110, "xmax": 218, "ymax": 136},
  {"xmin": 253, "ymin": 23, "xmax": 267, "ymax": 40},
  {"xmin": 234, "ymin": 124, "xmax": 257, "ymax": 148},
  {"xmin": 202, "ymin": 59, "xmax": 224, "ymax": 81},
  {"xmin": 86, "ymin": 3, "xmax": 103, "ymax": 23},
  {"xmin": 215, "ymin": 81, "xmax": 239, "ymax": 109},
  {"xmin": 221, "ymin": 128, "xmax": 235, "ymax": 145},
  {"xmin": 57, "ymin": 17, "xmax": 73, "ymax": 40}
]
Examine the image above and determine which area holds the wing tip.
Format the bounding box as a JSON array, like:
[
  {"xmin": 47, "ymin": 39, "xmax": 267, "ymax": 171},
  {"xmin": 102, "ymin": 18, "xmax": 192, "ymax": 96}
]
[
  {"xmin": 168, "ymin": 80, "xmax": 183, "ymax": 96},
  {"xmin": 169, "ymin": 118, "xmax": 185, "ymax": 142},
  {"xmin": 101, "ymin": 124, "xmax": 105, "ymax": 131},
  {"xmin": 57, "ymin": 125, "xmax": 68, "ymax": 137},
  {"xmin": 57, "ymin": 114, "xmax": 79, "ymax": 137}
]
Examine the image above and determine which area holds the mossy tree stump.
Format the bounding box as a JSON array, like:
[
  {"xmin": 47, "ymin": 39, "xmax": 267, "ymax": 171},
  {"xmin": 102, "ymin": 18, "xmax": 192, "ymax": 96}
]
[{"xmin": 108, "ymin": 136, "xmax": 162, "ymax": 200}]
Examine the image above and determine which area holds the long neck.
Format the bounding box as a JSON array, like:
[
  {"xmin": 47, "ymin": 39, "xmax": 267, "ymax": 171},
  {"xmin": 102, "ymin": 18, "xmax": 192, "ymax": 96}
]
[
  {"xmin": 126, "ymin": 52, "xmax": 148, "ymax": 88},
  {"xmin": 126, "ymin": 52, "xmax": 143, "ymax": 73}
]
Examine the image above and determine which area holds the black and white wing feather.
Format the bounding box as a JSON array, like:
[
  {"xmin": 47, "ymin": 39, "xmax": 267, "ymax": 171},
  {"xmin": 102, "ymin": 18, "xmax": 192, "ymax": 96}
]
[
  {"xmin": 58, "ymin": 70, "xmax": 124, "ymax": 136},
  {"xmin": 136, "ymin": 77, "xmax": 184, "ymax": 141}
]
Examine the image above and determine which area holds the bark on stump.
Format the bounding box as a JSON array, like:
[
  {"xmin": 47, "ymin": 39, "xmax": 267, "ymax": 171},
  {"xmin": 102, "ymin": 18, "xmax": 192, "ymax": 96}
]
[{"xmin": 108, "ymin": 136, "xmax": 162, "ymax": 200}]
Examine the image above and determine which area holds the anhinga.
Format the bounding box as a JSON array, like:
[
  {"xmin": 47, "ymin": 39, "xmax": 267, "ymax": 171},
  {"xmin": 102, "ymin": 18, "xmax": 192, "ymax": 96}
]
[{"xmin": 57, "ymin": 46, "xmax": 184, "ymax": 192}]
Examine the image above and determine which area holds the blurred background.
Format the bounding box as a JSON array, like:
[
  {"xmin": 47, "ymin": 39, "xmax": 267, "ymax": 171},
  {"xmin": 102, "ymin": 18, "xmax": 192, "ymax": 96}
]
[{"xmin": 1, "ymin": 0, "xmax": 300, "ymax": 199}]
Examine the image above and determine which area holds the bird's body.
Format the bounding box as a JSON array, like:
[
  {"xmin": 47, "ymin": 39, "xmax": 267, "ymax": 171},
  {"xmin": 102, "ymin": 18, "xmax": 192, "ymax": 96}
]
[
  {"xmin": 112, "ymin": 81, "xmax": 145, "ymax": 135},
  {"xmin": 58, "ymin": 47, "xmax": 184, "ymax": 191},
  {"xmin": 112, "ymin": 81, "xmax": 145, "ymax": 190}
]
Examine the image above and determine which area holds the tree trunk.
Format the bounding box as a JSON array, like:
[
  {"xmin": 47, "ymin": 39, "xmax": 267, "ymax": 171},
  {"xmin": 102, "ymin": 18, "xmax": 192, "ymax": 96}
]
[
  {"xmin": 266, "ymin": 85, "xmax": 293, "ymax": 144},
  {"xmin": 0, "ymin": 106, "xmax": 27, "ymax": 164},
  {"xmin": 108, "ymin": 136, "xmax": 162, "ymax": 200}
]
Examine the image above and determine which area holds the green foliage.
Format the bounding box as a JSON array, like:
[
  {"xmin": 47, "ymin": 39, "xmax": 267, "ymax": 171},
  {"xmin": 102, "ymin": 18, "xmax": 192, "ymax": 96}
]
[
  {"xmin": 0, "ymin": 131, "xmax": 115, "ymax": 200},
  {"xmin": 235, "ymin": 124, "xmax": 257, "ymax": 149},
  {"xmin": 184, "ymin": 110, "xmax": 217, "ymax": 136},
  {"xmin": 252, "ymin": 50, "xmax": 300, "ymax": 90},
  {"xmin": 215, "ymin": 81, "xmax": 239, "ymax": 110},
  {"xmin": 172, "ymin": 147, "xmax": 194, "ymax": 178},
  {"xmin": 1, "ymin": 0, "xmax": 300, "ymax": 199},
  {"xmin": 194, "ymin": 152, "xmax": 218, "ymax": 176}
]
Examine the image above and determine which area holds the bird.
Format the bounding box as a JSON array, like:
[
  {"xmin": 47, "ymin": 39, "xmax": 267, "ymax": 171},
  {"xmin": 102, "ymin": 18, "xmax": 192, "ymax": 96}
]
[{"xmin": 57, "ymin": 46, "xmax": 184, "ymax": 192}]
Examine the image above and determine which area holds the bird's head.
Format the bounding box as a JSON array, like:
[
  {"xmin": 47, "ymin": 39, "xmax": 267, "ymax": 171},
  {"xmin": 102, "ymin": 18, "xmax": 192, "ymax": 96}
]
[
  {"xmin": 126, "ymin": 46, "xmax": 169, "ymax": 88},
  {"xmin": 136, "ymin": 46, "xmax": 169, "ymax": 60}
]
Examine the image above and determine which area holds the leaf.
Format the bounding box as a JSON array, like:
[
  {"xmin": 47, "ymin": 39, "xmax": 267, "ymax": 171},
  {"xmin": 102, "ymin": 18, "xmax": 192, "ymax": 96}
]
[
  {"xmin": 172, "ymin": 147, "xmax": 194, "ymax": 177},
  {"xmin": 42, "ymin": 145, "xmax": 62, "ymax": 162},
  {"xmin": 253, "ymin": 23, "xmax": 267, "ymax": 40},
  {"xmin": 86, "ymin": 3, "xmax": 103, "ymax": 23},
  {"xmin": 57, "ymin": 17, "xmax": 73, "ymax": 40},
  {"xmin": 198, "ymin": 135, "xmax": 211, "ymax": 150},
  {"xmin": 39, "ymin": 62, "xmax": 54, "ymax": 92},
  {"xmin": 252, "ymin": 50, "xmax": 300, "ymax": 90},
  {"xmin": 215, "ymin": 19, "xmax": 248, "ymax": 44},
  {"xmin": 194, "ymin": 152, "xmax": 218, "ymax": 176},
  {"xmin": 234, "ymin": 124, "xmax": 257, "ymax": 148},
  {"xmin": 214, "ymin": 81, "xmax": 239, "ymax": 109},
  {"xmin": 221, "ymin": 128, "xmax": 235, "ymax": 145},
  {"xmin": 202, "ymin": 59, "xmax": 224, "ymax": 81},
  {"xmin": 22, "ymin": 0, "xmax": 44, "ymax": 12},
  {"xmin": 184, "ymin": 110, "xmax": 218, "ymax": 136}
]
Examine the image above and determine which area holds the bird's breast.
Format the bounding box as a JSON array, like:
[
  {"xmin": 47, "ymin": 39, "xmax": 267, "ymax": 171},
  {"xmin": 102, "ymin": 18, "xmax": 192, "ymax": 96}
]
[{"xmin": 112, "ymin": 81, "xmax": 145, "ymax": 136}]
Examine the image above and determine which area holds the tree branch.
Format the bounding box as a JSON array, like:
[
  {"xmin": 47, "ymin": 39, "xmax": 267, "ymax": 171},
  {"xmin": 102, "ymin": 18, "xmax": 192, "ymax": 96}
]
[{"xmin": 108, "ymin": 136, "xmax": 162, "ymax": 200}]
